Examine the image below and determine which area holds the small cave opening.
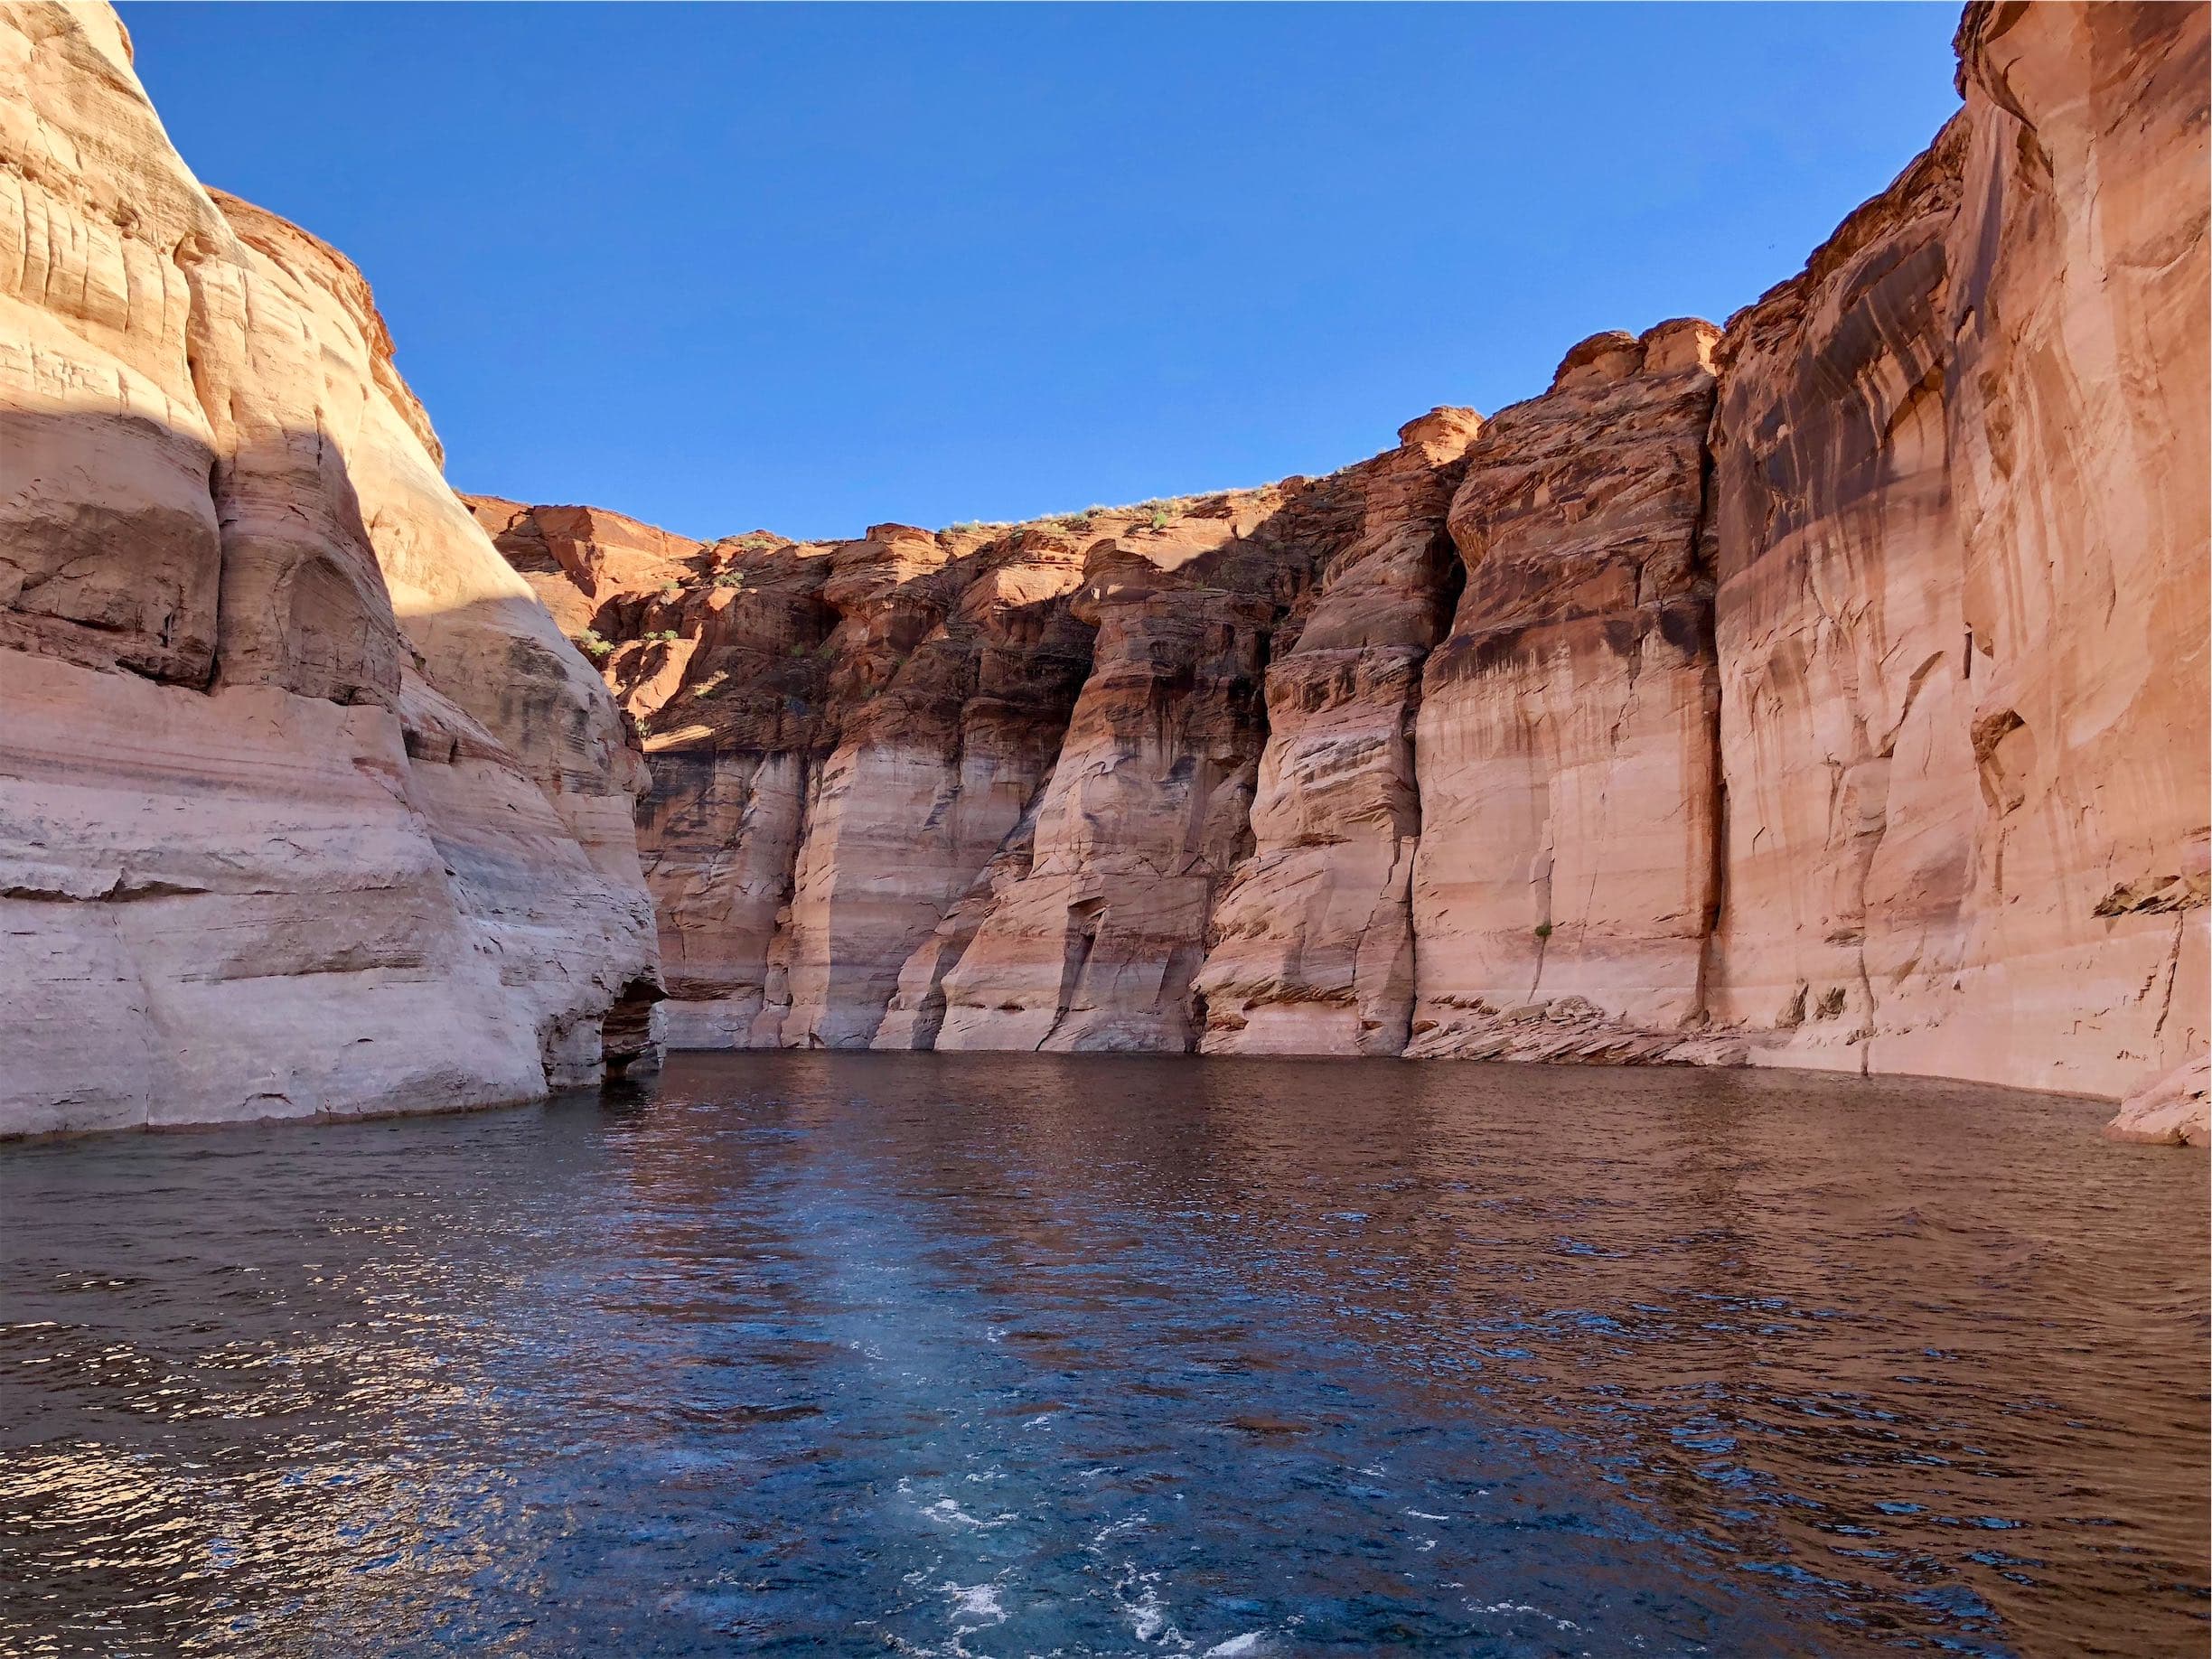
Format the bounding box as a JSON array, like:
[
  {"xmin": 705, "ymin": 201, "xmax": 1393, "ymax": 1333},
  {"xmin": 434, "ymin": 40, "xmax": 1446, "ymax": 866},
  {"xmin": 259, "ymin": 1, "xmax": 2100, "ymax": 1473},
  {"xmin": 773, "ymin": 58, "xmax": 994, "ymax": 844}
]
[{"xmin": 602, "ymin": 976, "xmax": 664, "ymax": 1080}]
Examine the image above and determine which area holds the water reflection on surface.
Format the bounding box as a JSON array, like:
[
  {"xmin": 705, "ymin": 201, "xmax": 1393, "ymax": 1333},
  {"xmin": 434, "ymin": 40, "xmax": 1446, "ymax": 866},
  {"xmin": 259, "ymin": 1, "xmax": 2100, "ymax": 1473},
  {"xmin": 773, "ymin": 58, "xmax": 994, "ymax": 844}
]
[{"xmin": 1, "ymin": 1054, "xmax": 2204, "ymax": 1655}]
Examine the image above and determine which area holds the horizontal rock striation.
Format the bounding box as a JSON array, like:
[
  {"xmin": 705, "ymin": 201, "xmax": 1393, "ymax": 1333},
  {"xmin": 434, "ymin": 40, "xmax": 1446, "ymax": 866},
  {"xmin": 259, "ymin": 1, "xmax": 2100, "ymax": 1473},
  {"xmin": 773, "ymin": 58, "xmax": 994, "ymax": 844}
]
[
  {"xmin": 1194, "ymin": 408, "xmax": 1483, "ymax": 1057},
  {"xmin": 1409, "ymin": 319, "xmax": 1724, "ymax": 1061},
  {"xmin": 1, "ymin": 1, "xmax": 659, "ymax": 1134},
  {"xmin": 5, "ymin": 1, "xmax": 2200, "ymax": 1137},
  {"xmin": 491, "ymin": 1, "xmax": 2204, "ymax": 1132}
]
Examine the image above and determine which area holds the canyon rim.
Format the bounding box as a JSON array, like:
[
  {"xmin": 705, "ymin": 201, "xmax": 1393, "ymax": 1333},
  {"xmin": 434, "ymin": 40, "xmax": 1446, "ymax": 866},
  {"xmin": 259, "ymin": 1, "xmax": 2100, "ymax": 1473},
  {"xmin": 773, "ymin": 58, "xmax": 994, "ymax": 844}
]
[{"xmin": 3, "ymin": 0, "xmax": 2206, "ymax": 1142}]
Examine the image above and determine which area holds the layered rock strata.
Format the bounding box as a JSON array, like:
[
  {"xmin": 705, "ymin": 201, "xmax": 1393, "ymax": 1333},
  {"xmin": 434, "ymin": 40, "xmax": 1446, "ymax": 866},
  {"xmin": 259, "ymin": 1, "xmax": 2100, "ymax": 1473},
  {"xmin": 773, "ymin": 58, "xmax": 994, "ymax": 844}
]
[
  {"xmin": 6, "ymin": 1, "xmax": 2201, "ymax": 1136},
  {"xmin": 1408, "ymin": 320, "xmax": 1725, "ymax": 1060},
  {"xmin": 1194, "ymin": 408, "xmax": 1483, "ymax": 1056},
  {"xmin": 496, "ymin": 1, "xmax": 2204, "ymax": 1126},
  {"xmin": 933, "ymin": 481, "xmax": 1365, "ymax": 1053},
  {"xmin": 0, "ymin": 2, "xmax": 658, "ymax": 1134}
]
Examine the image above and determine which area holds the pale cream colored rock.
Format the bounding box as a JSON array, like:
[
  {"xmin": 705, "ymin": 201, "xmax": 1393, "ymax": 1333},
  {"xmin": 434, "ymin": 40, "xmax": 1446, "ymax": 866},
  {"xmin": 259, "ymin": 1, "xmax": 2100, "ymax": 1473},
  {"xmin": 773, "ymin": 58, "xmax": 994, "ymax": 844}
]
[
  {"xmin": 0, "ymin": 651, "xmax": 545, "ymax": 1134},
  {"xmin": 769, "ymin": 524, "xmax": 1091, "ymax": 1047},
  {"xmin": 0, "ymin": 2, "xmax": 657, "ymax": 1132},
  {"xmin": 26, "ymin": 0, "xmax": 2178, "ymax": 1130},
  {"xmin": 2104, "ymin": 1056, "xmax": 2209, "ymax": 1148},
  {"xmin": 638, "ymin": 750, "xmax": 810, "ymax": 1047}
]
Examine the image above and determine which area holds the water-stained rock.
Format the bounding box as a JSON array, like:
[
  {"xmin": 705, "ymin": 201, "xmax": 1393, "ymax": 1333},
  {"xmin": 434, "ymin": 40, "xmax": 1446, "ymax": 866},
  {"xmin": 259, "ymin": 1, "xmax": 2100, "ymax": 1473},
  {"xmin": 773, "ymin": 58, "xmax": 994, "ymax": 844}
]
[
  {"xmin": 0, "ymin": 2, "xmax": 657, "ymax": 1133},
  {"xmin": 1408, "ymin": 320, "xmax": 1723, "ymax": 1057}
]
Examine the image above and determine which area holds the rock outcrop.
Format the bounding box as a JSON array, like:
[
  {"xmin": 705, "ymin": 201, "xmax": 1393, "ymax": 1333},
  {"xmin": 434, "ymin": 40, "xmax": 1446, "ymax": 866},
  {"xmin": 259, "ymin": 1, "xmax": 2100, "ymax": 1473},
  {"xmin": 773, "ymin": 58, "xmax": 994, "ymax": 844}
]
[
  {"xmin": 481, "ymin": 1, "xmax": 2203, "ymax": 1129},
  {"xmin": 6, "ymin": 1, "xmax": 2202, "ymax": 1136},
  {"xmin": 2104, "ymin": 1056, "xmax": 2211, "ymax": 1148},
  {"xmin": 1705, "ymin": 2, "xmax": 2208, "ymax": 1104},
  {"xmin": 0, "ymin": 2, "xmax": 658, "ymax": 1134},
  {"xmin": 932, "ymin": 483, "xmax": 1364, "ymax": 1053},
  {"xmin": 1408, "ymin": 320, "xmax": 1724, "ymax": 1061},
  {"xmin": 1194, "ymin": 408, "xmax": 1482, "ymax": 1056}
]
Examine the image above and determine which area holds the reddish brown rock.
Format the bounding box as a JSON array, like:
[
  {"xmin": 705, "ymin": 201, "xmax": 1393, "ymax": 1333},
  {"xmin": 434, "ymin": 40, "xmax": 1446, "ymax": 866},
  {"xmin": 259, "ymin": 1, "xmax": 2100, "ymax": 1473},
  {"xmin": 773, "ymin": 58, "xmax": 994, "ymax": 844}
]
[
  {"xmin": 781, "ymin": 521, "xmax": 1094, "ymax": 1047},
  {"xmin": 12, "ymin": 0, "xmax": 2186, "ymax": 1133},
  {"xmin": 1704, "ymin": 0, "xmax": 2208, "ymax": 1101},
  {"xmin": 1194, "ymin": 408, "xmax": 1483, "ymax": 1055},
  {"xmin": 464, "ymin": 2, "xmax": 2206, "ymax": 1120},
  {"xmin": 928, "ymin": 485, "xmax": 1364, "ymax": 1052},
  {"xmin": 1408, "ymin": 320, "xmax": 1724, "ymax": 1057}
]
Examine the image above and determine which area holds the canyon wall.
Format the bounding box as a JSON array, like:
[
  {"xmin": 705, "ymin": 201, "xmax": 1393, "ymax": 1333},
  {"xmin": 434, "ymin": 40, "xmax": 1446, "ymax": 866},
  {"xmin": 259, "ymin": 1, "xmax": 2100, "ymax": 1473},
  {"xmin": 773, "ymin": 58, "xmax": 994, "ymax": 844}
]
[
  {"xmin": 494, "ymin": 1, "xmax": 2205, "ymax": 1137},
  {"xmin": 0, "ymin": 2, "xmax": 659, "ymax": 1134},
  {"xmin": 3, "ymin": 1, "xmax": 2200, "ymax": 1139}
]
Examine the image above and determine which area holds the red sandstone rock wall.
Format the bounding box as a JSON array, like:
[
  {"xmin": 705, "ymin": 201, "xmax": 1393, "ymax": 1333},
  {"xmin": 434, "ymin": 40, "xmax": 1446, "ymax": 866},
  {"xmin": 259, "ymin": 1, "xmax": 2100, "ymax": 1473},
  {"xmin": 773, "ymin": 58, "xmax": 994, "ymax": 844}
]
[
  {"xmin": 1409, "ymin": 321, "xmax": 1724, "ymax": 1062},
  {"xmin": 5, "ymin": 1, "xmax": 2200, "ymax": 1139},
  {"xmin": 1195, "ymin": 408, "xmax": 1482, "ymax": 1057},
  {"xmin": 1708, "ymin": 1, "xmax": 2207, "ymax": 1112},
  {"xmin": 484, "ymin": 2, "xmax": 2202, "ymax": 1140}
]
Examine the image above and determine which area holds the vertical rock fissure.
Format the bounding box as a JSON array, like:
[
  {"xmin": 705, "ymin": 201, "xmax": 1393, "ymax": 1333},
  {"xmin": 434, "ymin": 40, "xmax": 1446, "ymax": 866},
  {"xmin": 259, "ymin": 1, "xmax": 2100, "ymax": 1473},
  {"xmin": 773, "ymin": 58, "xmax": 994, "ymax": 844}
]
[{"xmin": 1687, "ymin": 425, "xmax": 1727, "ymax": 1026}]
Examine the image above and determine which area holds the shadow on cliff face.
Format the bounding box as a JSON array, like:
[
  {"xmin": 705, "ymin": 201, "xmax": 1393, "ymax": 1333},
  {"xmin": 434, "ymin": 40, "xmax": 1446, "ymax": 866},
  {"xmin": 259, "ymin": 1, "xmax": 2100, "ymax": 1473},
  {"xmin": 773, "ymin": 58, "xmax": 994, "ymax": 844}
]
[
  {"xmin": 492, "ymin": 471, "xmax": 1398, "ymax": 1052},
  {"xmin": 0, "ymin": 409, "xmax": 402, "ymax": 707},
  {"xmin": 1, "ymin": 408, "xmax": 664, "ymax": 1107}
]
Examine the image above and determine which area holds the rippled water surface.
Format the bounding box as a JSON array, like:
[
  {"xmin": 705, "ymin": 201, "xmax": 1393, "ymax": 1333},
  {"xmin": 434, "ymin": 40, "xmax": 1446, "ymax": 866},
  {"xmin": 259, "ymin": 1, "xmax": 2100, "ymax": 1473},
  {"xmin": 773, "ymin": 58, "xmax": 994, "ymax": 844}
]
[{"xmin": 3, "ymin": 1055, "xmax": 2205, "ymax": 1656}]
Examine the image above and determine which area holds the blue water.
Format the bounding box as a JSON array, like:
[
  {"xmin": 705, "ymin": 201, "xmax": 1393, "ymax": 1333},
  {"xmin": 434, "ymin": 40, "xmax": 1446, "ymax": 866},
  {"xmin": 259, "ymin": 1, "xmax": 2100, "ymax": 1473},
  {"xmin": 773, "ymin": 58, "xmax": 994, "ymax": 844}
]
[{"xmin": 2, "ymin": 1054, "xmax": 2205, "ymax": 1655}]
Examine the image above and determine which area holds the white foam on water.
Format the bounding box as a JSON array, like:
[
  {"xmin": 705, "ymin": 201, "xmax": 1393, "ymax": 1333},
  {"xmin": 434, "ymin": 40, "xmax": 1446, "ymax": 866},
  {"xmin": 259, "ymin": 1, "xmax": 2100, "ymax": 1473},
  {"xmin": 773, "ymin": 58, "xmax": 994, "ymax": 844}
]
[
  {"xmin": 922, "ymin": 1497, "xmax": 1008, "ymax": 1531},
  {"xmin": 1477, "ymin": 1599, "xmax": 1583, "ymax": 1633},
  {"xmin": 1109, "ymin": 1563, "xmax": 1181, "ymax": 1647},
  {"xmin": 1203, "ymin": 1636, "xmax": 1268, "ymax": 1657},
  {"xmin": 942, "ymin": 1579, "xmax": 1008, "ymax": 1628},
  {"xmin": 1406, "ymin": 1509, "xmax": 1451, "ymax": 1521}
]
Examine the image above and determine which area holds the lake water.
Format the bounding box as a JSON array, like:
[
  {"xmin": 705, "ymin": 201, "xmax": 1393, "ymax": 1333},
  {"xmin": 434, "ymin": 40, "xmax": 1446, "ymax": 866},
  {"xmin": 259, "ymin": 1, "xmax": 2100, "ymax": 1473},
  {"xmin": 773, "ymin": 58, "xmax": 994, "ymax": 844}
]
[{"xmin": 2, "ymin": 1054, "xmax": 2204, "ymax": 1656}]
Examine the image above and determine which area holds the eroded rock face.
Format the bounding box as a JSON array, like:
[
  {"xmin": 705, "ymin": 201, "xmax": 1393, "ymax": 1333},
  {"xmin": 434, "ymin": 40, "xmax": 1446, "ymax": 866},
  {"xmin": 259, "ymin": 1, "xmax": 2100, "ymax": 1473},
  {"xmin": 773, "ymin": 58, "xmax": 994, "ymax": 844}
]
[
  {"xmin": 2104, "ymin": 1056, "xmax": 2211, "ymax": 1148},
  {"xmin": 1194, "ymin": 408, "xmax": 1483, "ymax": 1056},
  {"xmin": 781, "ymin": 522, "xmax": 1096, "ymax": 1048},
  {"xmin": 1409, "ymin": 321, "xmax": 1724, "ymax": 1059},
  {"xmin": 934, "ymin": 484, "xmax": 1365, "ymax": 1052},
  {"xmin": 16, "ymin": 0, "xmax": 2192, "ymax": 1131},
  {"xmin": 1704, "ymin": 1, "xmax": 2208, "ymax": 1100},
  {"xmin": 508, "ymin": 1, "xmax": 2201, "ymax": 1117},
  {"xmin": 0, "ymin": 2, "xmax": 658, "ymax": 1133}
]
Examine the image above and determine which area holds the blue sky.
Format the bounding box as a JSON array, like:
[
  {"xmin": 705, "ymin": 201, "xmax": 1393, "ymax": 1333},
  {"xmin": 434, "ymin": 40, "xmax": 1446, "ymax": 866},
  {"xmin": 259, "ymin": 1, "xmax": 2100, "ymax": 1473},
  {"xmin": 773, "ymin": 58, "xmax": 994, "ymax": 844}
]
[{"xmin": 120, "ymin": 4, "xmax": 1963, "ymax": 541}]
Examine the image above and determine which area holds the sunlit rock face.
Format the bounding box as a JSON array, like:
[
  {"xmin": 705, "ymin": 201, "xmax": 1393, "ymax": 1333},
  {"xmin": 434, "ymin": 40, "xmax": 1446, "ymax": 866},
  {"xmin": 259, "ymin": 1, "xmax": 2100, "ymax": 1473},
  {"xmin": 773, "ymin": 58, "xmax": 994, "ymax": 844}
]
[
  {"xmin": 494, "ymin": 3, "xmax": 2203, "ymax": 1107},
  {"xmin": 1944, "ymin": 0, "xmax": 2208, "ymax": 1106},
  {"xmin": 475, "ymin": 505, "xmax": 1101, "ymax": 1048},
  {"xmin": 0, "ymin": 2, "xmax": 658, "ymax": 1133},
  {"xmin": 1193, "ymin": 409, "xmax": 1483, "ymax": 1056},
  {"xmin": 1406, "ymin": 323, "xmax": 1725, "ymax": 1061},
  {"xmin": 2104, "ymin": 1056, "xmax": 2211, "ymax": 1148},
  {"xmin": 25, "ymin": 0, "xmax": 2165, "ymax": 1120},
  {"xmin": 1706, "ymin": 0, "xmax": 2208, "ymax": 1101},
  {"xmin": 781, "ymin": 522, "xmax": 1096, "ymax": 1049},
  {"xmin": 469, "ymin": 501, "xmax": 839, "ymax": 1046},
  {"xmin": 928, "ymin": 487, "xmax": 1365, "ymax": 1052}
]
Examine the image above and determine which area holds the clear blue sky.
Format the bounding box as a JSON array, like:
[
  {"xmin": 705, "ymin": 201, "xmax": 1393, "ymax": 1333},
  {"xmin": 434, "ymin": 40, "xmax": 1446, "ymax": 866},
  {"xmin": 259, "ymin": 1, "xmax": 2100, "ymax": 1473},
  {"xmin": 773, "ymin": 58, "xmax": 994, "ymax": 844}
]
[{"xmin": 120, "ymin": 4, "xmax": 1963, "ymax": 541}]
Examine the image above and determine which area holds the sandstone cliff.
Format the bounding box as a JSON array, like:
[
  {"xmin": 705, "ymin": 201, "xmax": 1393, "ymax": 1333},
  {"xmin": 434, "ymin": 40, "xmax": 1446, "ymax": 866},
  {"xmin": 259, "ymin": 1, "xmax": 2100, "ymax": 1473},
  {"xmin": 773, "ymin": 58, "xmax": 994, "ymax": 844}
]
[
  {"xmin": 1705, "ymin": 1, "xmax": 2207, "ymax": 1110},
  {"xmin": 1409, "ymin": 320, "xmax": 1727, "ymax": 1064},
  {"xmin": 481, "ymin": 1, "xmax": 2204, "ymax": 1137},
  {"xmin": 5, "ymin": 1, "xmax": 2201, "ymax": 1139},
  {"xmin": 0, "ymin": 2, "xmax": 659, "ymax": 1134}
]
